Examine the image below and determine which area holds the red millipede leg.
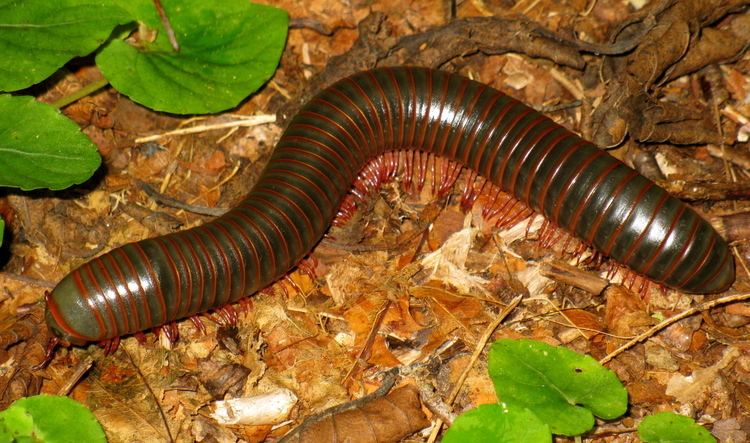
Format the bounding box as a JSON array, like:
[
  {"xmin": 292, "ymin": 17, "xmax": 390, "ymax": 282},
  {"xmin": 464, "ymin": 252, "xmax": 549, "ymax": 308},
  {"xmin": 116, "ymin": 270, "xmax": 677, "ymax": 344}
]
[
  {"xmin": 100, "ymin": 336, "xmax": 120, "ymax": 355},
  {"xmin": 134, "ymin": 331, "xmax": 149, "ymax": 344},
  {"xmin": 32, "ymin": 336, "xmax": 61, "ymax": 370},
  {"xmin": 214, "ymin": 306, "xmax": 238, "ymax": 328},
  {"xmin": 297, "ymin": 256, "xmax": 319, "ymax": 281},
  {"xmin": 190, "ymin": 316, "xmax": 208, "ymax": 335},
  {"xmin": 159, "ymin": 323, "xmax": 179, "ymax": 345}
]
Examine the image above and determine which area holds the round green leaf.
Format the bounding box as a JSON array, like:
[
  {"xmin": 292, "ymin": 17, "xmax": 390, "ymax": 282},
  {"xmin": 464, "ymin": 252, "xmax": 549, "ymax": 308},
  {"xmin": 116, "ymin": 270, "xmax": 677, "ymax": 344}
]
[
  {"xmin": 638, "ymin": 412, "xmax": 717, "ymax": 443},
  {"xmin": 0, "ymin": 395, "xmax": 106, "ymax": 443},
  {"xmin": 97, "ymin": 0, "xmax": 288, "ymax": 114},
  {"xmin": 488, "ymin": 339, "xmax": 628, "ymax": 436},
  {"xmin": 0, "ymin": 94, "xmax": 101, "ymax": 190},
  {"xmin": 443, "ymin": 403, "xmax": 551, "ymax": 443},
  {"xmin": 0, "ymin": 0, "xmax": 132, "ymax": 91}
]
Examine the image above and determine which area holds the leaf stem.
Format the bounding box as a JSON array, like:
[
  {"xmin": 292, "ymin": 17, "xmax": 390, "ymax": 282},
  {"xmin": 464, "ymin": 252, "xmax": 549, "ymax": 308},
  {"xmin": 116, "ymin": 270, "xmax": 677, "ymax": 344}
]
[{"xmin": 51, "ymin": 78, "xmax": 110, "ymax": 109}]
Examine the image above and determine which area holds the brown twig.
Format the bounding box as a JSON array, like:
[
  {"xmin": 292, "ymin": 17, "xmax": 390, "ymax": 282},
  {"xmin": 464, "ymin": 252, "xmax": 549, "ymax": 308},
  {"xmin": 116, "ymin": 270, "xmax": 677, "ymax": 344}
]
[
  {"xmin": 600, "ymin": 292, "xmax": 750, "ymax": 365},
  {"xmin": 56, "ymin": 356, "xmax": 94, "ymax": 396},
  {"xmin": 426, "ymin": 293, "xmax": 524, "ymax": 442},
  {"xmin": 153, "ymin": 0, "xmax": 179, "ymax": 51},
  {"xmin": 136, "ymin": 181, "xmax": 228, "ymax": 217}
]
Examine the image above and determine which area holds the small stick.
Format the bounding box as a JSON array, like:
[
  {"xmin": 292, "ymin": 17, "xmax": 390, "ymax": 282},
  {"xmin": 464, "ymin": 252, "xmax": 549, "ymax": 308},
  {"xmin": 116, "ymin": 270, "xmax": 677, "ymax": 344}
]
[
  {"xmin": 153, "ymin": 0, "xmax": 179, "ymax": 52},
  {"xmin": 427, "ymin": 294, "xmax": 524, "ymax": 443},
  {"xmin": 600, "ymin": 292, "xmax": 750, "ymax": 365},
  {"xmin": 136, "ymin": 180, "xmax": 228, "ymax": 217},
  {"xmin": 134, "ymin": 115, "xmax": 276, "ymax": 143},
  {"xmin": 56, "ymin": 355, "xmax": 95, "ymax": 396}
]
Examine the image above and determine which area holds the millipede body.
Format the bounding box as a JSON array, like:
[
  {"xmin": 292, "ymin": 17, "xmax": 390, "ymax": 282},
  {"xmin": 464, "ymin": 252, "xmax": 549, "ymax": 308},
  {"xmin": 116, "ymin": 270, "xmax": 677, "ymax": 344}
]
[{"xmin": 45, "ymin": 67, "xmax": 735, "ymax": 346}]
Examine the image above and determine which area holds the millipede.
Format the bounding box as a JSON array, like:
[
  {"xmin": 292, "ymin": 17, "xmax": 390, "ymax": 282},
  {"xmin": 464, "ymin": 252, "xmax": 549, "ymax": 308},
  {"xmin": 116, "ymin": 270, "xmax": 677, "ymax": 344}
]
[{"xmin": 42, "ymin": 67, "xmax": 735, "ymax": 355}]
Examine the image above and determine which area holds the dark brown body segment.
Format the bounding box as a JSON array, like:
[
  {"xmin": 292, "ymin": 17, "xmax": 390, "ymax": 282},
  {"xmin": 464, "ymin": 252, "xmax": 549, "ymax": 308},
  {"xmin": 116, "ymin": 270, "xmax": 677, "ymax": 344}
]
[{"xmin": 45, "ymin": 67, "xmax": 735, "ymax": 345}]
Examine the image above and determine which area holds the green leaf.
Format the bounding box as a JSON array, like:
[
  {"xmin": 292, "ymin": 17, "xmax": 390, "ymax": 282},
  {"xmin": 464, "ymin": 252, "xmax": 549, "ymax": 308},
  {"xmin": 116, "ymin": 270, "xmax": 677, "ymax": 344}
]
[
  {"xmin": 638, "ymin": 412, "xmax": 717, "ymax": 443},
  {"xmin": 0, "ymin": 218, "xmax": 4, "ymax": 246},
  {"xmin": 488, "ymin": 339, "xmax": 628, "ymax": 436},
  {"xmin": 0, "ymin": 95, "xmax": 101, "ymax": 190},
  {"xmin": 0, "ymin": 395, "xmax": 106, "ymax": 442},
  {"xmin": 0, "ymin": 0, "xmax": 132, "ymax": 91},
  {"xmin": 97, "ymin": 0, "xmax": 288, "ymax": 114},
  {"xmin": 443, "ymin": 404, "xmax": 551, "ymax": 443}
]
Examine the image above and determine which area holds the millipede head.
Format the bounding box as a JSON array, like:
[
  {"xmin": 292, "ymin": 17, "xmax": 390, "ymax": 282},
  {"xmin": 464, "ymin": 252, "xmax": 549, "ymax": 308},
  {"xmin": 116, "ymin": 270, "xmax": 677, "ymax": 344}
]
[{"xmin": 44, "ymin": 276, "xmax": 102, "ymax": 346}]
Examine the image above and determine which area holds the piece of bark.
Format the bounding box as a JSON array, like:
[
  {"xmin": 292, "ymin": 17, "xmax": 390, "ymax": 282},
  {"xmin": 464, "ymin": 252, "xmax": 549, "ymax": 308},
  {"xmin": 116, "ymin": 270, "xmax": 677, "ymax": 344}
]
[
  {"xmin": 539, "ymin": 259, "xmax": 609, "ymax": 295},
  {"xmin": 278, "ymin": 13, "xmax": 588, "ymax": 124},
  {"xmin": 712, "ymin": 211, "xmax": 750, "ymax": 242},
  {"xmin": 657, "ymin": 179, "xmax": 750, "ymax": 200}
]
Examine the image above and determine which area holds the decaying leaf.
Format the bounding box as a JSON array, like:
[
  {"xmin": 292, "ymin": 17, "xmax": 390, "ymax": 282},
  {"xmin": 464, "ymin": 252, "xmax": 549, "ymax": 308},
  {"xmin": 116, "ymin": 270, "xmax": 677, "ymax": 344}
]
[{"xmin": 281, "ymin": 385, "xmax": 429, "ymax": 442}]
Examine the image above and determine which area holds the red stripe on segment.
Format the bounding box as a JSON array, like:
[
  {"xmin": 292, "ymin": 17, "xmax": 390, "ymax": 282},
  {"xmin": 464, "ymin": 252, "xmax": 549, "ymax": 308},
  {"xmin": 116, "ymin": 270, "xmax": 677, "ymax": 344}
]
[
  {"xmin": 213, "ymin": 220, "xmax": 246, "ymax": 303},
  {"xmin": 277, "ymin": 146, "xmax": 349, "ymax": 189},
  {"xmin": 232, "ymin": 207, "xmax": 277, "ymax": 279},
  {"xmin": 639, "ymin": 205, "xmax": 687, "ymax": 276},
  {"xmin": 521, "ymin": 132, "xmax": 575, "ymax": 206},
  {"xmin": 674, "ymin": 232, "xmax": 716, "ymax": 289},
  {"xmin": 620, "ymin": 192, "xmax": 671, "ymax": 264},
  {"xmin": 45, "ymin": 286, "xmax": 94, "ymax": 342},
  {"xmin": 434, "ymin": 79, "xmax": 470, "ymax": 156},
  {"xmin": 261, "ymin": 176, "xmax": 324, "ymax": 226},
  {"xmin": 494, "ymin": 112, "xmax": 546, "ymax": 188},
  {"xmin": 366, "ymin": 71, "xmax": 394, "ymax": 150},
  {"xmin": 506, "ymin": 124, "xmax": 559, "ymax": 197},
  {"xmin": 691, "ymin": 239, "xmax": 733, "ymax": 291},
  {"xmin": 104, "ymin": 252, "xmax": 141, "ymax": 332},
  {"xmin": 452, "ymin": 91, "xmax": 501, "ymax": 162},
  {"xmin": 132, "ymin": 242, "xmax": 168, "ymax": 325},
  {"xmin": 176, "ymin": 233, "xmax": 206, "ymax": 316},
  {"xmin": 189, "ymin": 228, "xmax": 219, "ymax": 309},
  {"xmin": 301, "ymin": 103, "xmax": 366, "ymax": 162},
  {"xmin": 345, "ymin": 77, "xmax": 385, "ymax": 153},
  {"xmin": 416, "ymin": 69, "xmax": 434, "ymax": 150},
  {"xmin": 328, "ymin": 87, "xmax": 378, "ymax": 157},
  {"xmin": 468, "ymin": 99, "xmax": 516, "ymax": 171},
  {"xmin": 246, "ymin": 193, "xmax": 305, "ymax": 254},
  {"xmin": 84, "ymin": 264, "xmax": 118, "ymax": 339},
  {"xmin": 155, "ymin": 239, "xmax": 182, "ymax": 321},
  {"xmin": 535, "ymin": 139, "xmax": 586, "ymax": 216},
  {"xmin": 241, "ymin": 201, "xmax": 293, "ymax": 273},
  {"xmin": 384, "ymin": 68, "xmax": 405, "ymax": 149},
  {"xmin": 601, "ymin": 181, "xmax": 654, "ymax": 256},
  {"xmin": 654, "ymin": 215, "xmax": 701, "ymax": 282},
  {"xmin": 266, "ymin": 158, "xmax": 336, "ymax": 203},
  {"xmin": 199, "ymin": 226, "xmax": 233, "ymax": 307},
  {"xmin": 165, "ymin": 235, "xmax": 194, "ymax": 319},
  {"xmin": 444, "ymin": 82, "xmax": 488, "ymax": 160},
  {"xmin": 223, "ymin": 215, "xmax": 262, "ymax": 292},
  {"xmin": 257, "ymin": 183, "xmax": 316, "ymax": 238},
  {"xmin": 307, "ymin": 97, "xmax": 367, "ymax": 145},
  {"xmin": 294, "ymin": 110, "xmax": 364, "ymax": 158},
  {"xmin": 425, "ymin": 72, "xmax": 452, "ymax": 155},
  {"xmin": 405, "ymin": 68, "xmax": 418, "ymax": 147},
  {"xmin": 93, "ymin": 257, "xmax": 130, "ymax": 335},
  {"xmin": 585, "ymin": 170, "xmax": 639, "ymax": 244},
  {"xmin": 114, "ymin": 247, "xmax": 154, "ymax": 329},
  {"xmin": 550, "ymin": 150, "xmax": 607, "ymax": 225},
  {"xmin": 73, "ymin": 268, "xmax": 107, "ymax": 340},
  {"xmin": 283, "ymin": 134, "xmax": 355, "ymax": 178},
  {"xmin": 478, "ymin": 105, "xmax": 533, "ymax": 178},
  {"xmin": 263, "ymin": 168, "xmax": 333, "ymax": 213},
  {"xmin": 567, "ymin": 162, "xmax": 622, "ymax": 235}
]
